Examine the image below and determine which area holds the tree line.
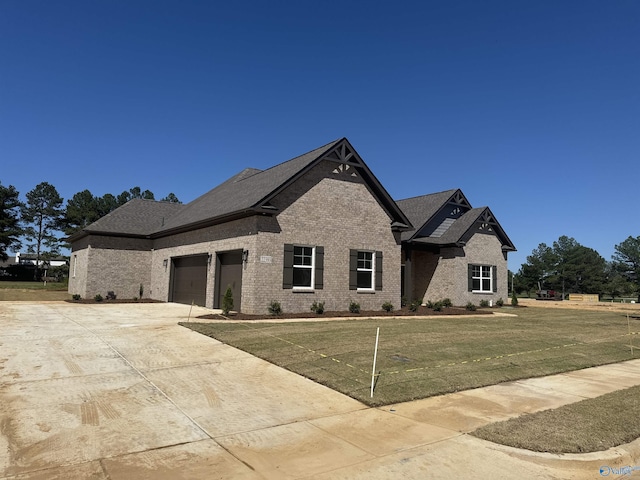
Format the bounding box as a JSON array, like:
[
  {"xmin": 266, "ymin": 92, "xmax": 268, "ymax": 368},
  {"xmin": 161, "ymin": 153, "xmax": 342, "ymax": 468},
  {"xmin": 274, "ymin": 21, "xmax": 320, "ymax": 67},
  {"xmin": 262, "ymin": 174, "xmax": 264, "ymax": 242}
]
[
  {"xmin": 514, "ymin": 235, "xmax": 640, "ymax": 301},
  {"xmin": 0, "ymin": 180, "xmax": 180, "ymax": 279}
]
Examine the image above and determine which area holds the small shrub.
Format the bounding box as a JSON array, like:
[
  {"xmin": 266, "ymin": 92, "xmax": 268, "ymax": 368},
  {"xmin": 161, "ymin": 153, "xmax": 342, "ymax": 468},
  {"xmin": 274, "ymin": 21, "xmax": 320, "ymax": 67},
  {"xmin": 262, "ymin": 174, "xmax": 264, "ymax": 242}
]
[
  {"xmin": 479, "ymin": 299, "xmax": 490, "ymax": 308},
  {"xmin": 72, "ymin": 294, "xmax": 81, "ymax": 301},
  {"xmin": 401, "ymin": 296, "xmax": 408, "ymax": 307},
  {"xmin": 268, "ymin": 301, "xmax": 282, "ymax": 316},
  {"xmin": 349, "ymin": 301, "xmax": 361, "ymax": 313},
  {"xmin": 441, "ymin": 298, "xmax": 453, "ymax": 308},
  {"xmin": 94, "ymin": 294, "xmax": 103, "ymax": 302},
  {"xmin": 310, "ymin": 301, "xmax": 325, "ymax": 314},
  {"xmin": 106, "ymin": 291, "xmax": 116, "ymax": 300},
  {"xmin": 465, "ymin": 301, "xmax": 476, "ymax": 311},
  {"xmin": 381, "ymin": 301, "xmax": 394, "ymax": 312},
  {"xmin": 222, "ymin": 286, "xmax": 234, "ymax": 315},
  {"xmin": 426, "ymin": 300, "xmax": 435, "ymax": 309},
  {"xmin": 133, "ymin": 296, "xmax": 139, "ymax": 302},
  {"xmin": 496, "ymin": 298, "xmax": 504, "ymax": 307},
  {"xmin": 511, "ymin": 291, "xmax": 519, "ymax": 306},
  {"xmin": 408, "ymin": 300, "xmax": 420, "ymax": 312},
  {"xmin": 432, "ymin": 301, "xmax": 444, "ymax": 312}
]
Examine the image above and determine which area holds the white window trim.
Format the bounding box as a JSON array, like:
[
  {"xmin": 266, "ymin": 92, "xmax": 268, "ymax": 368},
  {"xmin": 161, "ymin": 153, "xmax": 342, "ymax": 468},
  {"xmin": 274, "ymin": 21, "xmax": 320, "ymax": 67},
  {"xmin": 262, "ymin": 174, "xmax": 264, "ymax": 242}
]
[
  {"xmin": 472, "ymin": 265, "xmax": 493, "ymax": 293},
  {"xmin": 72, "ymin": 255, "xmax": 77, "ymax": 278},
  {"xmin": 293, "ymin": 245, "xmax": 315, "ymax": 291},
  {"xmin": 357, "ymin": 251, "xmax": 375, "ymax": 292}
]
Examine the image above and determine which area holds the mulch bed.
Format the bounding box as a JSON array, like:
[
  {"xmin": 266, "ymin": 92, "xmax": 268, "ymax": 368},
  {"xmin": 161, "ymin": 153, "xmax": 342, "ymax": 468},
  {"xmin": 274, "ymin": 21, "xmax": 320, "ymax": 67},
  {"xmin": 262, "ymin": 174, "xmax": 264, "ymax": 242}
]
[
  {"xmin": 197, "ymin": 305, "xmax": 495, "ymax": 321},
  {"xmin": 65, "ymin": 299, "xmax": 163, "ymax": 304}
]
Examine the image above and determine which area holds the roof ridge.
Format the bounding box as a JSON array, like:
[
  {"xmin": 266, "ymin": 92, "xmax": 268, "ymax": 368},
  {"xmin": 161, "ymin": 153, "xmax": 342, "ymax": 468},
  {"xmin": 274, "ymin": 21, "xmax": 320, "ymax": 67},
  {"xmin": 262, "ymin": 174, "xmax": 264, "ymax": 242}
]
[
  {"xmin": 241, "ymin": 138, "xmax": 343, "ymax": 180},
  {"xmin": 395, "ymin": 188, "xmax": 458, "ymax": 202}
]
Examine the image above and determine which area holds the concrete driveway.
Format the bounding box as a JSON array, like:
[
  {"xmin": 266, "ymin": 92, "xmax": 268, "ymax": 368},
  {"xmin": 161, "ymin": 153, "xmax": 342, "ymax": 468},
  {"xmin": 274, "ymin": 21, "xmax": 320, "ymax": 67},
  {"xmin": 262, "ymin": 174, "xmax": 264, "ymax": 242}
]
[{"xmin": 1, "ymin": 302, "xmax": 640, "ymax": 479}]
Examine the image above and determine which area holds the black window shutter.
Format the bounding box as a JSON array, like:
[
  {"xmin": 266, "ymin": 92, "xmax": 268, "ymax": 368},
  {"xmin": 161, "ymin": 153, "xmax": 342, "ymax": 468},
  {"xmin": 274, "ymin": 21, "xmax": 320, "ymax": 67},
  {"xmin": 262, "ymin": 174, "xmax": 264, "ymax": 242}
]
[
  {"xmin": 493, "ymin": 265, "xmax": 497, "ymax": 292},
  {"xmin": 375, "ymin": 251, "xmax": 383, "ymax": 291},
  {"xmin": 315, "ymin": 246, "xmax": 324, "ymax": 290},
  {"xmin": 468, "ymin": 264, "xmax": 474, "ymax": 292},
  {"xmin": 349, "ymin": 249, "xmax": 357, "ymax": 290},
  {"xmin": 283, "ymin": 244, "xmax": 294, "ymax": 289}
]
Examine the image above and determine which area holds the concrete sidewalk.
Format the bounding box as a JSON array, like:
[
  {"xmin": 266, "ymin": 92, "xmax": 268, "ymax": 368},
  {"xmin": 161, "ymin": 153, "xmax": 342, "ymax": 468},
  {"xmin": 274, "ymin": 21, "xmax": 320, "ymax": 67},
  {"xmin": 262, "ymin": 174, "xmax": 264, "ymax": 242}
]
[{"xmin": 1, "ymin": 302, "xmax": 639, "ymax": 479}]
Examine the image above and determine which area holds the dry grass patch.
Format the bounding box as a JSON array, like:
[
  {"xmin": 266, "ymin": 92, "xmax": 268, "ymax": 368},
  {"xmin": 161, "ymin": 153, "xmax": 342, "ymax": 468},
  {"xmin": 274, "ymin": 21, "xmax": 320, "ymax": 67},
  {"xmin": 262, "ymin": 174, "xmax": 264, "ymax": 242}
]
[
  {"xmin": 472, "ymin": 385, "xmax": 640, "ymax": 453},
  {"xmin": 0, "ymin": 282, "xmax": 70, "ymax": 301},
  {"xmin": 182, "ymin": 307, "xmax": 639, "ymax": 406}
]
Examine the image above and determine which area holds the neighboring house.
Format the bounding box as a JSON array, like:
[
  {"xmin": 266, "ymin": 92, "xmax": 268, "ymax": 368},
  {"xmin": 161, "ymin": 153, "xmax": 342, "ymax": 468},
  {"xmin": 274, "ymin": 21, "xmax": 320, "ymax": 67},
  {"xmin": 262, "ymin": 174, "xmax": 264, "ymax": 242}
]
[
  {"xmin": 14, "ymin": 252, "xmax": 68, "ymax": 267},
  {"xmin": 0, "ymin": 253, "xmax": 69, "ymax": 279},
  {"xmin": 68, "ymin": 138, "xmax": 515, "ymax": 313}
]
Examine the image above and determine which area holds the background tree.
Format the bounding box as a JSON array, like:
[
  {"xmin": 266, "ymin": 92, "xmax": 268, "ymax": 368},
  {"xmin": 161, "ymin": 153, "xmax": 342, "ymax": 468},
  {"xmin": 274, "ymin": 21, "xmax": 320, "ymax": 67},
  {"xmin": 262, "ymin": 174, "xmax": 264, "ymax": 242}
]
[
  {"xmin": 160, "ymin": 192, "xmax": 181, "ymax": 203},
  {"xmin": 117, "ymin": 186, "xmax": 155, "ymax": 206},
  {"xmin": 612, "ymin": 235, "xmax": 640, "ymax": 301},
  {"xmin": 0, "ymin": 182, "xmax": 22, "ymax": 261},
  {"xmin": 517, "ymin": 236, "xmax": 607, "ymax": 298},
  {"xmin": 64, "ymin": 189, "xmax": 100, "ymax": 236},
  {"xmin": 20, "ymin": 182, "xmax": 64, "ymax": 279},
  {"xmin": 516, "ymin": 243, "xmax": 555, "ymax": 295}
]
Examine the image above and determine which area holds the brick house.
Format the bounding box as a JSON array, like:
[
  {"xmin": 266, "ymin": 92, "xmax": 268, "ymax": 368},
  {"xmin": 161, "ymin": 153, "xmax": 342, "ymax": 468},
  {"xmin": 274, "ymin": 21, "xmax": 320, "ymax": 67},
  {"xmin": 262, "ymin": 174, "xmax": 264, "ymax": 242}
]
[{"xmin": 68, "ymin": 138, "xmax": 515, "ymax": 313}]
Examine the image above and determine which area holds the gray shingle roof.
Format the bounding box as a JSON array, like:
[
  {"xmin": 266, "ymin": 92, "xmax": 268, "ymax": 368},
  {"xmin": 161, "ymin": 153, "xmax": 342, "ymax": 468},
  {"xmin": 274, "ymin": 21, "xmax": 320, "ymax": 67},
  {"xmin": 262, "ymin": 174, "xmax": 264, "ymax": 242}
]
[
  {"xmin": 408, "ymin": 207, "xmax": 485, "ymax": 246},
  {"xmin": 158, "ymin": 139, "xmax": 342, "ymax": 233},
  {"xmin": 396, "ymin": 189, "xmax": 459, "ymax": 241},
  {"xmin": 81, "ymin": 199, "xmax": 186, "ymax": 236}
]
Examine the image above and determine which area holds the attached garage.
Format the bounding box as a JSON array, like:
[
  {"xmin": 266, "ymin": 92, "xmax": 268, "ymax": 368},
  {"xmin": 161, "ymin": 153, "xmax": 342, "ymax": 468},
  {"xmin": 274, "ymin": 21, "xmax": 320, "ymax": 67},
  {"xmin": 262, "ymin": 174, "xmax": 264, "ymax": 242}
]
[{"xmin": 170, "ymin": 255, "xmax": 208, "ymax": 306}]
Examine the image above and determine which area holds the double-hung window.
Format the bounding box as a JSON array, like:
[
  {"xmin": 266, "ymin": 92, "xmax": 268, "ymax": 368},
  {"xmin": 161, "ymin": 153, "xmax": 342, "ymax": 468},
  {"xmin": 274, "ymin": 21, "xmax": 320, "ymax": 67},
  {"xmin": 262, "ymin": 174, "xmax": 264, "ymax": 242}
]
[
  {"xmin": 357, "ymin": 251, "xmax": 374, "ymax": 290},
  {"xmin": 349, "ymin": 249, "xmax": 383, "ymax": 291},
  {"xmin": 469, "ymin": 264, "xmax": 495, "ymax": 293},
  {"xmin": 293, "ymin": 246, "xmax": 314, "ymax": 289},
  {"xmin": 283, "ymin": 244, "xmax": 324, "ymax": 290}
]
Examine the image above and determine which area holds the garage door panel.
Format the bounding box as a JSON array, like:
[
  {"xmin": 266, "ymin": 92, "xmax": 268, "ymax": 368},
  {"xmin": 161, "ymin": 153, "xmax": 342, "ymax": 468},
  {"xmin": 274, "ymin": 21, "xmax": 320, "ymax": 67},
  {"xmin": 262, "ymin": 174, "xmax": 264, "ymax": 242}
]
[{"xmin": 171, "ymin": 255, "xmax": 207, "ymax": 307}]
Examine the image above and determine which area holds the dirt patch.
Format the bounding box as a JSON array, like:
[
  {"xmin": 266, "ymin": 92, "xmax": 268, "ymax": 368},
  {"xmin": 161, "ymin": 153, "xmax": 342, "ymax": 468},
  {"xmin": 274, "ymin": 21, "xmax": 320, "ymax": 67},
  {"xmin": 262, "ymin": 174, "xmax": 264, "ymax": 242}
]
[
  {"xmin": 197, "ymin": 305, "xmax": 492, "ymax": 321},
  {"xmin": 518, "ymin": 298, "xmax": 640, "ymax": 314},
  {"xmin": 0, "ymin": 289, "xmax": 70, "ymax": 302}
]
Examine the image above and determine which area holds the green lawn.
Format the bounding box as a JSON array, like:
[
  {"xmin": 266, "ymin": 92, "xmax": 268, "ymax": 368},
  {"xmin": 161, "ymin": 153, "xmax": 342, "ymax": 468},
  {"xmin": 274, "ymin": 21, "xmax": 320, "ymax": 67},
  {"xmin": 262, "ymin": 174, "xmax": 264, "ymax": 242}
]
[{"xmin": 182, "ymin": 307, "xmax": 638, "ymax": 406}]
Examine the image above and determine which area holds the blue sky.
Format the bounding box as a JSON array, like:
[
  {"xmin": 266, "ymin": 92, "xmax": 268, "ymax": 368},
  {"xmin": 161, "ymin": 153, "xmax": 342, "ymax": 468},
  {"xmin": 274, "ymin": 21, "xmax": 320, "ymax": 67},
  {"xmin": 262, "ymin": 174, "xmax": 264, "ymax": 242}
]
[{"xmin": 1, "ymin": 1, "xmax": 638, "ymax": 270}]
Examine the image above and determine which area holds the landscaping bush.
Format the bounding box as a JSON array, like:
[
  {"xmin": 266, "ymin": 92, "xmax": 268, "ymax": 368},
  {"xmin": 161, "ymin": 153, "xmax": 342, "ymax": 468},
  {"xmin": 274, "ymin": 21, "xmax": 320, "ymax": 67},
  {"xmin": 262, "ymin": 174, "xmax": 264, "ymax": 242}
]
[
  {"xmin": 268, "ymin": 301, "xmax": 282, "ymax": 316},
  {"xmin": 381, "ymin": 301, "xmax": 394, "ymax": 312},
  {"xmin": 466, "ymin": 301, "xmax": 476, "ymax": 311},
  {"xmin": 511, "ymin": 291, "xmax": 519, "ymax": 306},
  {"xmin": 432, "ymin": 301, "xmax": 444, "ymax": 312},
  {"xmin": 72, "ymin": 294, "xmax": 81, "ymax": 301},
  {"xmin": 425, "ymin": 300, "xmax": 435, "ymax": 309},
  {"xmin": 441, "ymin": 298, "xmax": 453, "ymax": 308},
  {"xmin": 349, "ymin": 301, "xmax": 360, "ymax": 313},
  {"xmin": 106, "ymin": 291, "xmax": 117, "ymax": 300},
  {"xmin": 222, "ymin": 286, "xmax": 234, "ymax": 315},
  {"xmin": 94, "ymin": 294, "xmax": 103, "ymax": 302},
  {"xmin": 479, "ymin": 299, "xmax": 490, "ymax": 308},
  {"xmin": 409, "ymin": 300, "xmax": 420, "ymax": 312},
  {"xmin": 496, "ymin": 298, "xmax": 504, "ymax": 307},
  {"xmin": 310, "ymin": 301, "xmax": 325, "ymax": 314}
]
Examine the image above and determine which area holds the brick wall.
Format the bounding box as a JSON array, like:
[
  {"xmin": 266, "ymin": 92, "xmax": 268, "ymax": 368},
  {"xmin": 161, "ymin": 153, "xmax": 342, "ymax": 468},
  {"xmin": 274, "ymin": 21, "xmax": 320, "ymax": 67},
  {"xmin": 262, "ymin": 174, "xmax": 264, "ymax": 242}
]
[
  {"xmin": 412, "ymin": 233, "xmax": 508, "ymax": 306},
  {"xmin": 245, "ymin": 161, "xmax": 402, "ymax": 314}
]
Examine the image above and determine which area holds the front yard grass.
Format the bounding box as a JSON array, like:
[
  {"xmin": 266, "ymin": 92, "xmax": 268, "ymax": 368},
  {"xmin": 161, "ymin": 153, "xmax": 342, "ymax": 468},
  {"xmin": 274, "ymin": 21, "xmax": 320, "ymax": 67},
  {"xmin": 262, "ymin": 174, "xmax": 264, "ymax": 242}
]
[
  {"xmin": 472, "ymin": 385, "xmax": 640, "ymax": 453},
  {"xmin": 182, "ymin": 307, "xmax": 639, "ymax": 407},
  {"xmin": 0, "ymin": 281, "xmax": 70, "ymax": 301}
]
